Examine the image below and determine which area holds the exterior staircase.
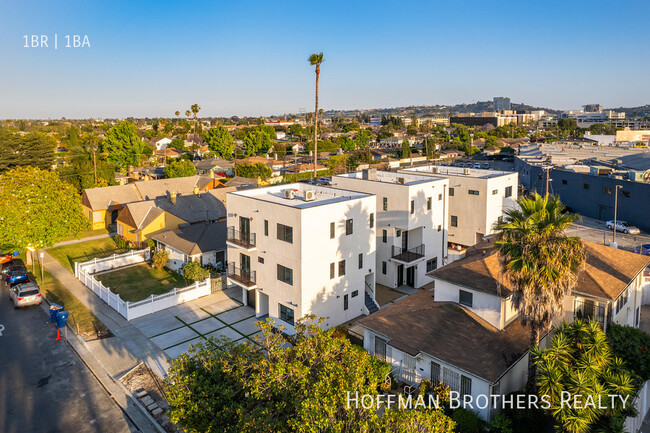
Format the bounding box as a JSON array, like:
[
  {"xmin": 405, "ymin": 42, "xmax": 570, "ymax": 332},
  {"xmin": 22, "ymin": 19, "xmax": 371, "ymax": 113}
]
[{"xmin": 365, "ymin": 291, "xmax": 379, "ymax": 314}]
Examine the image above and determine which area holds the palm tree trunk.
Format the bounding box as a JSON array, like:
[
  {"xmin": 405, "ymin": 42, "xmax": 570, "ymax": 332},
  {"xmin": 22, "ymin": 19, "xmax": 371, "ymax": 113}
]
[
  {"xmin": 313, "ymin": 69, "xmax": 319, "ymax": 181},
  {"xmin": 526, "ymin": 325, "xmax": 540, "ymax": 393}
]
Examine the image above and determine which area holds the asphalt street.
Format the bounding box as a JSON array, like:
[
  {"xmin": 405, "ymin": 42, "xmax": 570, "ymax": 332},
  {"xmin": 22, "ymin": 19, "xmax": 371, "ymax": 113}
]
[
  {"xmin": 0, "ymin": 282, "xmax": 137, "ymax": 433},
  {"xmin": 565, "ymin": 215, "xmax": 650, "ymax": 252}
]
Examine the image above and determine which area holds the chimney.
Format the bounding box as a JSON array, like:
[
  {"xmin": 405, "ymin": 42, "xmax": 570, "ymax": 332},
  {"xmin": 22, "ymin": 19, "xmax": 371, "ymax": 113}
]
[
  {"xmin": 193, "ymin": 186, "xmax": 200, "ymax": 195},
  {"xmin": 209, "ymin": 169, "xmax": 214, "ymax": 179},
  {"xmin": 128, "ymin": 165, "xmax": 134, "ymax": 175},
  {"xmin": 362, "ymin": 168, "xmax": 377, "ymax": 181},
  {"xmin": 170, "ymin": 191, "xmax": 177, "ymax": 205}
]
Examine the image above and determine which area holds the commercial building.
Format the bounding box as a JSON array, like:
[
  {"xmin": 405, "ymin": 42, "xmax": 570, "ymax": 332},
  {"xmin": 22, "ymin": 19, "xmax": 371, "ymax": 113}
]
[
  {"xmin": 493, "ymin": 97, "xmax": 511, "ymax": 111},
  {"xmin": 332, "ymin": 169, "xmax": 448, "ymax": 290},
  {"xmin": 225, "ymin": 183, "xmax": 377, "ymax": 332},
  {"xmin": 399, "ymin": 165, "xmax": 519, "ymax": 247}
]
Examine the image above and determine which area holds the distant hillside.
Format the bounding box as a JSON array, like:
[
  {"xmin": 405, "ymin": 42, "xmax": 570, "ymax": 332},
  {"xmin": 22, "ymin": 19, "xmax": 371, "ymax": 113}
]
[
  {"xmin": 606, "ymin": 105, "xmax": 650, "ymax": 117},
  {"xmin": 322, "ymin": 101, "xmax": 561, "ymax": 118}
]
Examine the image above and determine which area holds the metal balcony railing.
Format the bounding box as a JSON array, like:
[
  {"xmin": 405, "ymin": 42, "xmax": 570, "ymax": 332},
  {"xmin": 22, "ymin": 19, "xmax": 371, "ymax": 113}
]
[
  {"xmin": 227, "ymin": 226, "xmax": 256, "ymax": 249},
  {"xmin": 227, "ymin": 262, "xmax": 256, "ymax": 287},
  {"xmin": 574, "ymin": 300, "xmax": 606, "ymax": 326},
  {"xmin": 391, "ymin": 244, "xmax": 425, "ymax": 263}
]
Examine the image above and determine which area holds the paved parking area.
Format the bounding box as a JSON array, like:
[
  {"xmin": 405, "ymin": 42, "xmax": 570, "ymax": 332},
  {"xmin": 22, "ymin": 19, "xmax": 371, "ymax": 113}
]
[{"xmin": 130, "ymin": 288, "xmax": 261, "ymax": 359}]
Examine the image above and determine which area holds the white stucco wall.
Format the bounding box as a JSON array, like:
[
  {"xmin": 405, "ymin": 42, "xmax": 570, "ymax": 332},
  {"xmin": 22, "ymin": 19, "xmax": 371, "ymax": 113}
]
[{"xmin": 433, "ymin": 279, "xmax": 505, "ymax": 329}]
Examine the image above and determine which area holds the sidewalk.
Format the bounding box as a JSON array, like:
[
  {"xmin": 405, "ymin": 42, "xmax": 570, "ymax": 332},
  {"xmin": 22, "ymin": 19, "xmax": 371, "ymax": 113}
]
[
  {"xmin": 40, "ymin": 250, "xmax": 170, "ymax": 378},
  {"xmin": 51, "ymin": 232, "xmax": 115, "ymax": 248}
]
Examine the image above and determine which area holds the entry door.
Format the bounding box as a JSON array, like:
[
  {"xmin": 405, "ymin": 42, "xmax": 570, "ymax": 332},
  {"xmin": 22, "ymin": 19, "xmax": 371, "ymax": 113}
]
[
  {"xmin": 406, "ymin": 266, "xmax": 415, "ymax": 287},
  {"xmin": 240, "ymin": 253, "xmax": 250, "ymax": 277},
  {"xmin": 239, "ymin": 216, "xmax": 250, "ymax": 243},
  {"xmin": 397, "ymin": 264, "xmax": 404, "ymax": 286},
  {"xmin": 402, "ymin": 230, "xmax": 409, "ymax": 250},
  {"xmin": 247, "ymin": 289, "xmax": 256, "ymax": 309}
]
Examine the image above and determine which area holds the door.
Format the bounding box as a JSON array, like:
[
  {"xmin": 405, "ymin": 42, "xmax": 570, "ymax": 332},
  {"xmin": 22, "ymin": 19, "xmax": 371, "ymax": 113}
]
[
  {"xmin": 246, "ymin": 289, "xmax": 256, "ymax": 309},
  {"xmin": 406, "ymin": 266, "xmax": 415, "ymax": 287},
  {"xmin": 401, "ymin": 353, "xmax": 417, "ymax": 384},
  {"xmin": 397, "ymin": 264, "xmax": 404, "ymax": 286},
  {"xmin": 402, "ymin": 230, "xmax": 409, "ymax": 251},
  {"xmin": 239, "ymin": 217, "xmax": 250, "ymax": 243},
  {"xmin": 240, "ymin": 253, "xmax": 250, "ymax": 279}
]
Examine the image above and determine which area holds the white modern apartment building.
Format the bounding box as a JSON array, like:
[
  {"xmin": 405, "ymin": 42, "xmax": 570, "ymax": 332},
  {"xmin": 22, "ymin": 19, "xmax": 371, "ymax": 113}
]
[
  {"xmin": 399, "ymin": 165, "xmax": 519, "ymax": 247},
  {"xmin": 332, "ymin": 169, "xmax": 448, "ymax": 291},
  {"xmin": 226, "ymin": 183, "xmax": 377, "ymax": 333}
]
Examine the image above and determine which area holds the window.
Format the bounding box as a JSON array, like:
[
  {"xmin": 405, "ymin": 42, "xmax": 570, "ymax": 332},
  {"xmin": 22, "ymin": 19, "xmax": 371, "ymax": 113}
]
[
  {"xmin": 374, "ymin": 336, "xmax": 387, "ymax": 361},
  {"xmin": 383, "ymin": 197, "xmax": 388, "ymax": 211},
  {"xmin": 430, "ymin": 362, "xmax": 441, "ymax": 384},
  {"xmin": 561, "ymin": 179, "xmax": 567, "ymax": 185},
  {"xmin": 330, "ymin": 262, "xmax": 335, "ymax": 279},
  {"xmin": 396, "ymin": 230, "xmax": 401, "ymax": 238},
  {"xmin": 459, "ymin": 289, "xmax": 473, "ymax": 308},
  {"xmin": 636, "ymin": 306, "xmax": 640, "ymax": 327},
  {"xmin": 277, "ymin": 223, "xmax": 293, "ymax": 243},
  {"xmin": 426, "ymin": 258, "xmax": 438, "ymax": 272},
  {"xmin": 279, "ymin": 304, "xmax": 294, "ymax": 326},
  {"xmin": 264, "ymin": 220, "xmax": 269, "ymax": 236},
  {"xmin": 468, "ymin": 190, "xmax": 479, "ymax": 195},
  {"xmin": 616, "ymin": 288, "xmax": 629, "ymax": 314},
  {"xmin": 382, "ymin": 230, "xmax": 387, "ymax": 243},
  {"xmin": 330, "ymin": 222, "xmax": 335, "ymax": 239},
  {"xmin": 346, "ymin": 219, "xmax": 353, "ymax": 235},
  {"xmin": 603, "ymin": 187, "xmax": 612, "ymax": 194},
  {"xmin": 344, "ymin": 294, "xmax": 349, "ymax": 311},
  {"xmin": 460, "ymin": 375, "xmax": 472, "ymax": 398},
  {"xmin": 505, "ymin": 186, "xmax": 512, "ymax": 197},
  {"xmin": 438, "ymin": 194, "xmax": 442, "ymax": 201},
  {"xmin": 451, "ymin": 215, "xmax": 458, "ymax": 227},
  {"xmin": 117, "ymin": 224, "xmax": 123, "ymax": 235},
  {"xmin": 449, "ymin": 187, "xmax": 454, "ymax": 196},
  {"xmin": 338, "ymin": 260, "xmax": 346, "ymax": 276},
  {"xmin": 583, "ymin": 183, "xmax": 590, "ymax": 189},
  {"xmin": 382, "ymin": 261, "xmax": 387, "ymax": 274},
  {"xmin": 427, "ymin": 197, "xmax": 432, "ymax": 210},
  {"xmin": 437, "ymin": 225, "xmax": 441, "ymax": 232},
  {"xmin": 352, "ymin": 290, "xmax": 358, "ymax": 298},
  {"xmin": 443, "ymin": 368, "xmax": 460, "ymax": 392},
  {"xmin": 358, "ymin": 253, "xmax": 363, "ymax": 269},
  {"xmin": 410, "ymin": 200, "xmax": 415, "ymax": 214},
  {"xmin": 277, "ymin": 264, "xmax": 293, "ymax": 285},
  {"xmin": 492, "ymin": 189, "xmax": 498, "ymax": 195},
  {"xmin": 369, "ymin": 213, "xmax": 374, "ymax": 229},
  {"xmin": 258, "ymin": 257, "xmax": 264, "ymax": 264},
  {"xmin": 621, "ymin": 190, "xmax": 630, "ymax": 198}
]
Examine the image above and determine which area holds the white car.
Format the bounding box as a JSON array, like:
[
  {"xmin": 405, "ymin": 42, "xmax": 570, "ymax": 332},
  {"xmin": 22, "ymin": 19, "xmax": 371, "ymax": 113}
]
[{"xmin": 606, "ymin": 220, "xmax": 640, "ymax": 234}]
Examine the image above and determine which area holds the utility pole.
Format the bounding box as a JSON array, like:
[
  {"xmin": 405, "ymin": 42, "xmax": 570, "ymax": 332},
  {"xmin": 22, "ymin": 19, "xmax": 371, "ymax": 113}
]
[
  {"xmin": 294, "ymin": 150, "xmax": 298, "ymax": 183},
  {"xmin": 613, "ymin": 185, "xmax": 622, "ymax": 244},
  {"xmin": 544, "ymin": 166, "xmax": 550, "ymax": 196},
  {"xmin": 92, "ymin": 149, "xmax": 97, "ymax": 185}
]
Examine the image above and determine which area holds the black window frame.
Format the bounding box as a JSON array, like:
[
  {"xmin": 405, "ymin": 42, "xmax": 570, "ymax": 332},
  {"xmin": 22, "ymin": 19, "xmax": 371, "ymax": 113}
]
[
  {"xmin": 449, "ymin": 187, "xmax": 454, "ymax": 196},
  {"xmin": 344, "ymin": 294, "xmax": 349, "ymax": 311},
  {"xmin": 468, "ymin": 190, "xmax": 479, "ymax": 196},
  {"xmin": 426, "ymin": 257, "xmax": 438, "ymax": 272},
  {"xmin": 383, "ymin": 197, "xmax": 388, "ymax": 211},
  {"xmin": 279, "ymin": 304, "xmax": 295, "ymax": 326},
  {"xmin": 459, "ymin": 289, "xmax": 473, "ymax": 308},
  {"xmin": 330, "ymin": 262, "xmax": 335, "ymax": 279},
  {"xmin": 338, "ymin": 260, "xmax": 346, "ymax": 276},
  {"xmin": 451, "ymin": 215, "xmax": 458, "ymax": 227},
  {"xmin": 346, "ymin": 219, "xmax": 353, "ymax": 235},
  {"xmin": 358, "ymin": 253, "xmax": 363, "ymax": 269},
  {"xmin": 277, "ymin": 223, "xmax": 293, "ymax": 244},
  {"xmin": 427, "ymin": 197, "xmax": 432, "ymax": 210},
  {"xmin": 382, "ymin": 261, "xmax": 387, "ymax": 274},
  {"xmin": 330, "ymin": 222, "xmax": 335, "ymax": 239},
  {"xmin": 264, "ymin": 219, "xmax": 269, "ymax": 236},
  {"xmin": 277, "ymin": 264, "xmax": 293, "ymax": 285},
  {"xmin": 351, "ymin": 290, "xmax": 358, "ymax": 298},
  {"xmin": 382, "ymin": 230, "xmax": 387, "ymax": 243},
  {"xmin": 505, "ymin": 186, "xmax": 512, "ymax": 197},
  {"xmin": 369, "ymin": 213, "xmax": 374, "ymax": 228},
  {"xmin": 410, "ymin": 200, "xmax": 415, "ymax": 214}
]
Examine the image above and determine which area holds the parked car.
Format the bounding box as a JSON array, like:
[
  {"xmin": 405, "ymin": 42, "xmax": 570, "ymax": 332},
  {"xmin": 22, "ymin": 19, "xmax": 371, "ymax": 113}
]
[
  {"xmin": 4, "ymin": 268, "xmax": 29, "ymax": 286},
  {"xmin": 482, "ymin": 163, "xmax": 490, "ymax": 169},
  {"xmin": 606, "ymin": 220, "xmax": 641, "ymax": 234},
  {"xmin": 9, "ymin": 282, "xmax": 42, "ymax": 309},
  {"xmin": 0, "ymin": 253, "xmax": 14, "ymax": 264},
  {"xmin": 473, "ymin": 163, "xmax": 481, "ymax": 169}
]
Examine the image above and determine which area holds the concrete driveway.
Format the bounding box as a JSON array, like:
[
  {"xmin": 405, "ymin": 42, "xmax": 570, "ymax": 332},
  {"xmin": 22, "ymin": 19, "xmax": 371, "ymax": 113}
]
[{"xmin": 130, "ymin": 287, "xmax": 261, "ymax": 359}]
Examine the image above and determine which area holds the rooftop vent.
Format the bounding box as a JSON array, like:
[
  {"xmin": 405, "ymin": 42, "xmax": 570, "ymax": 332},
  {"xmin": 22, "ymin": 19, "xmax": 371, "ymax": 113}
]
[
  {"xmin": 304, "ymin": 190, "xmax": 316, "ymax": 202},
  {"xmin": 362, "ymin": 168, "xmax": 377, "ymax": 181},
  {"xmin": 283, "ymin": 189, "xmax": 296, "ymax": 200}
]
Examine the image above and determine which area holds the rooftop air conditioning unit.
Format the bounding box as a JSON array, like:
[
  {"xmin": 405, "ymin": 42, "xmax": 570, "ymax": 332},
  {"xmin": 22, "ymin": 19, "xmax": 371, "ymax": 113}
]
[
  {"xmin": 431, "ymin": 166, "xmax": 439, "ymax": 174},
  {"xmin": 397, "ymin": 177, "xmax": 405, "ymax": 184},
  {"xmin": 463, "ymin": 168, "xmax": 470, "ymax": 175},
  {"xmin": 304, "ymin": 190, "xmax": 316, "ymax": 202},
  {"xmin": 283, "ymin": 189, "xmax": 295, "ymax": 199}
]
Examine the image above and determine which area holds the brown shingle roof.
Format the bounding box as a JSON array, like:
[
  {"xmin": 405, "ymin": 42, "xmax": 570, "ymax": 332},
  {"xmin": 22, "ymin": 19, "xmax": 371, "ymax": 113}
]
[
  {"xmin": 358, "ymin": 291, "xmax": 530, "ymax": 382},
  {"xmin": 429, "ymin": 240, "xmax": 650, "ymax": 301},
  {"xmin": 150, "ymin": 221, "xmax": 226, "ymax": 256},
  {"xmin": 82, "ymin": 184, "xmax": 142, "ymax": 211}
]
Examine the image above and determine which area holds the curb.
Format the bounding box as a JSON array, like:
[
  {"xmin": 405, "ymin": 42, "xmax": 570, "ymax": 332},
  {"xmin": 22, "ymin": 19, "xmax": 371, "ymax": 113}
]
[{"xmin": 40, "ymin": 299, "xmax": 166, "ymax": 433}]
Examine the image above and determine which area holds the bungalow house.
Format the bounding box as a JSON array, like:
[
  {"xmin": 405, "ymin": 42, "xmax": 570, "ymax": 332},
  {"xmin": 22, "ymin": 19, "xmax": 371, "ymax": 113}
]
[
  {"xmin": 150, "ymin": 221, "xmax": 227, "ymax": 272},
  {"xmin": 193, "ymin": 158, "xmax": 235, "ymax": 177},
  {"xmin": 155, "ymin": 148, "xmax": 181, "ymax": 159},
  {"xmin": 283, "ymin": 163, "xmax": 328, "ymax": 174},
  {"xmin": 483, "ymin": 145, "xmax": 501, "ymax": 156},
  {"xmin": 239, "ymin": 156, "xmax": 285, "ymax": 176},
  {"xmin": 440, "ymin": 149, "xmax": 460, "ymax": 159},
  {"xmin": 359, "ymin": 240, "xmax": 650, "ymax": 421},
  {"xmin": 115, "ymin": 189, "xmax": 228, "ymax": 246},
  {"xmin": 151, "ymin": 137, "xmax": 172, "ymax": 151},
  {"xmin": 291, "ymin": 143, "xmax": 304, "ymax": 153}
]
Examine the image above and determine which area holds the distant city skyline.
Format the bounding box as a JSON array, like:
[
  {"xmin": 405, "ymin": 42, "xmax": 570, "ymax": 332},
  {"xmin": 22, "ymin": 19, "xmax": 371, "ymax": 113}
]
[{"xmin": 1, "ymin": 0, "xmax": 649, "ymax": 119}]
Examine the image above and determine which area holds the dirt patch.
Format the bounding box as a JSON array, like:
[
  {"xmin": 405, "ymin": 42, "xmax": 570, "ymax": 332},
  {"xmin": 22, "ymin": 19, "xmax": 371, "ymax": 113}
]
[{"xmin": 121, "ymin": 363, "xmax": 179, "ymax": 433}]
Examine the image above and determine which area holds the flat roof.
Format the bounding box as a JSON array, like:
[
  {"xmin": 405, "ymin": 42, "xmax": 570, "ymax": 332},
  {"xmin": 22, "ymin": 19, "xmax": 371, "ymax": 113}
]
[
  {"xmin": 228, "ymin": 183, "xmax": 372, "ymax": 209},
  {"xmin": 335, "ymin": 170, "xmax": 445, "ymax": 186},
  {"xmin": 402, "ymin": 165, "xmax": 515, "ymax": 179}
]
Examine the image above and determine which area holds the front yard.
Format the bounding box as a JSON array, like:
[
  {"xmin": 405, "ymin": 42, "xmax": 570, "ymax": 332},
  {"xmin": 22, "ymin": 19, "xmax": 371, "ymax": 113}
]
[
  {"xmin": 95, "ymin": 263, "xmax": 188, "ymax": 302},
  {"xmin": 48, "ymin": 237, "xmax": 129, "ymax": 273}
]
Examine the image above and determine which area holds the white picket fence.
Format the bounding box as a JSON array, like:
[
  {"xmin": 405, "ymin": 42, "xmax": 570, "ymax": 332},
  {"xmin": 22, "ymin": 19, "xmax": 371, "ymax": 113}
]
[
  {"xmin": 626, "ymin": 380, "xmax": 650, "ymax": 433},
  {"xmin": 74, "ymin": 250, "xmax": 211, "ymax": 321}
]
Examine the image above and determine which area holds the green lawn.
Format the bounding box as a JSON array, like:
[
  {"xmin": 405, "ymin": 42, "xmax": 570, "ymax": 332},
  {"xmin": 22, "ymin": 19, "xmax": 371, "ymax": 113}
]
[
  {"xmin": 95, "ymin": 263, "xmax": 188, "ymax": 302},
  {"xmin": 59, "ymin": 227, "xmax": 111, "ymax": 242},
  {"xmin": 48, "ymin": 237, "xmax": 128, "ymax": 273}
]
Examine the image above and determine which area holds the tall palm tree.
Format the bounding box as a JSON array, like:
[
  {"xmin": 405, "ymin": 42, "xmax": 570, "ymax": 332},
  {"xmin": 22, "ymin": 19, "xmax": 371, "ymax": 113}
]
[
  {"xmin": 191, "ymin": 104, "xmax": 201, "ymax": 138},
  {"xmin": 308, "ymin": 52, "xmax": 324, "ymax": 181},
  {"xmin": 494, "ymin": 193, "xmax": 585, "ymax": 392}
]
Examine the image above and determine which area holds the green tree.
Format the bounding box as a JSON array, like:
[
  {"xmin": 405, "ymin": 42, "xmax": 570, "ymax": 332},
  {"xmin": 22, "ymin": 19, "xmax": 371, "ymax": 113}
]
[
  {"xmin": 102, "ymin": 121, "xmax": 150, "ymax": 167},
  {"xmin": 182, "ymin": 261, "xmax": 209, "ymax": 281},
  {"xmin": 169, "ymin": 138, "xmax": 185, "ymax": 150},
  {"xmin": 203, "ymin": 126, "xmax": 235, "ymax": 158},
  {"xmin": 235, "ymin": 162, "xmax": 272, "ymax": 180},
  {"xmin": 309, "ymin": 52, "xmax": 324, "ymax": 180},
  {"xmin": 401, "ymin": 139, "xmax": 411, "ymax": 158},
  {"xmin": 165, "ymin": 318, "xmax": 455, "ymax": 433},
  {"xmin": 0, "ymin": 129, "xmax": 56, "ymax": 172},
  {"xmin": 494, "ymin": 193, "xmax": 586, "ymax": 392},
  {"xmin": 243, "ymin": 125, "xmax": 275, "ymax": 156},
  {"xmin": 340, "ymin": 136, "xmax": 356, "ymax": 151},
  {"xmin": 58, "ymin": 130, "xmax": 115, "ymax": 192},
  {"xmin": 152, "ymin": 249, "xmax": 169, "ymax": 270},
  {"xmin": 0, "ymin": 166, "xmax": 89, "ymax": 250},
  {"xmin": 607, "ymin": 323, "xmax": 650, "ymax": 381},
  {"xmin": 534, "ymin": 320, "xmax": 636, "ymax": 433},
  {"xmin": 191, "ymin": 104, "xmax": 201, "ymax": 137},
  {"xmin": 165, "ymin": 159, "xmax": 197, "ymax": 178}
]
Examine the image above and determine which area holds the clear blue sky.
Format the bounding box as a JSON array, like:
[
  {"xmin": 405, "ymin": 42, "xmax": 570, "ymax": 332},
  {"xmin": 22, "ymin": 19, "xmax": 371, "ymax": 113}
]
[{"xmin": 1, "ymin": 0, "xmax": 649, "ymax": 119}]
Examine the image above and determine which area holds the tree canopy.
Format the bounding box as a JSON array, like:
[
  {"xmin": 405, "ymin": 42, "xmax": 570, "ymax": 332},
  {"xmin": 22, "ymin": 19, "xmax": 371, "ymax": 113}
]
[
  {"xmin": 0, "ymin": 129, "xmax": 56, "ymax": 172},
  {"xmin": 165, "ymin": 159, "xmax": 197, "ymax": 178},
  {"xmin": 165, "ymin": 318, "xmax": 455, "ymax": 433},
  {"xmin": 243, "ymin": 125, "xmax": 276, "ymax": 156},
  {"xmin": 102, "ymin": 121, "xmax": 151, "ymax": 167},
  {"xmin": 235, "ymin": 162, "xmax": 272, "ymax": 180},
  {"xmin": 0, "ymin": 166, "xmax": 89, "ymax": 250},
  {"xmin": 203, "ymin": 126, "xmax": 235, "ymax": 158}
]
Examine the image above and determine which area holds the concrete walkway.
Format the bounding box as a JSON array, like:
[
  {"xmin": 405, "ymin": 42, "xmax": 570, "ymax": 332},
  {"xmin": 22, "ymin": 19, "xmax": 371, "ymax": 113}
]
[{"xmin": 51, "ymin": 232, "xmax": 115, "ymax": 248}]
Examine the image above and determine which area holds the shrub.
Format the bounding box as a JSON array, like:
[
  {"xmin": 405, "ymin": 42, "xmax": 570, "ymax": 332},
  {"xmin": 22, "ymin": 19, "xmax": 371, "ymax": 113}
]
[
  {"xmin": 182, "ymin": 261, "xmax": 209, "ymax": 281},
  {"xmin": 452, "ymin": 408, "xmax": 482, "ymax": 433},
  {"xmin": 152, "ymin": 250, "xmax": 169, "ymax": 270},
  {"xmin": 607, "ymin": 322, "xmax": 650, "ymax": 381},
  {"xmin": 488, "ymin": 413, "xmax": 513, "ymax": 433},
  {"xmin": 418, "ymin": 378, "xmax": 431, "ymax": 396}
]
